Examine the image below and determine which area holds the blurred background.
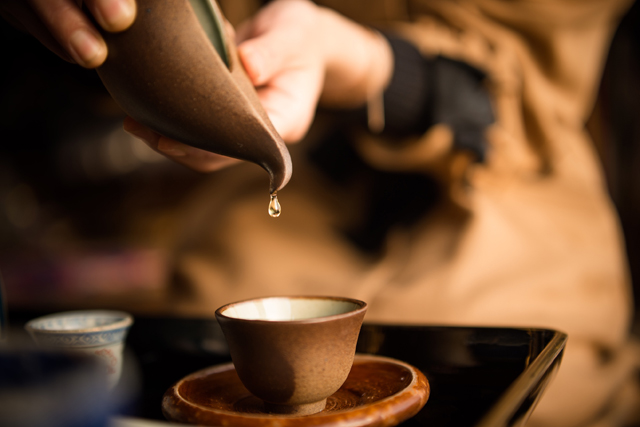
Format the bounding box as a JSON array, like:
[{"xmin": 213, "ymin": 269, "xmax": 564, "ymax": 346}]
[
  {"xmin": 0, "ymin": 13, "xmax": 207, "ymax": 311},
  {"xmin": 589, "ymin": 0, "xmax": 640, "ymax": 326},
  {"xmin": 0, "ymin": 1, "xmax": 639, "ymax": 324}
]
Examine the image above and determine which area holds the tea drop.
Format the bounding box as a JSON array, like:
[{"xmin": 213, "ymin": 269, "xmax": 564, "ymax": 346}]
[{"xmin": 268, "ymin": 193, "xmax": 281, "ymax": 218}]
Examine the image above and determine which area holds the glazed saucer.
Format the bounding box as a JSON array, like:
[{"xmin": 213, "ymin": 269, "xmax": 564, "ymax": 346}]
[{"xmin": 162, "ymin": 354, "xmax": 430, "ymax": 427}]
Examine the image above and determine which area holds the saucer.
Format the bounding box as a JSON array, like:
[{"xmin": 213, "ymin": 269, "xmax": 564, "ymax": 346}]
[{"xmin": 162, "ymin": 354, "xmax": 430, "ymax": 427}]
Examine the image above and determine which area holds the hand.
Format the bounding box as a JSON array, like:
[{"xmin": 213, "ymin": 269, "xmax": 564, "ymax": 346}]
[
  {"xmin": 0, "ymin": 0, "xmax": 136, "ymax": 68},
  {"xmin": 125, "ymin": 0, "xmax": 393, "ymax": 172},
  {"xmin": 236, "ymin": 0, "xmax": 393, "ymax": 141},
  {"xmin": 123, "ymin": 116, "xmax": 240, "ymax": 173}
]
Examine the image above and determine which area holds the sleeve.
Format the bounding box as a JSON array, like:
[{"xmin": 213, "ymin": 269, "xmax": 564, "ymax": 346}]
[
  {"xmin": 348, "ymin": 0, "xmax": 633, "ymax": 188},
  {"xmin": 380, "ymin": 34, "xmax": 494, "ymax": 162}
]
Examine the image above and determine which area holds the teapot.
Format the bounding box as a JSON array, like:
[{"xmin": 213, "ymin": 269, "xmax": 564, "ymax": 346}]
[{"xmin": 94, "ymin": 0, "xmax": 292, "ymax": 194}]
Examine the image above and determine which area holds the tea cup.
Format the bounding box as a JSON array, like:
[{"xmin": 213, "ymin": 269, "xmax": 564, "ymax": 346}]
[
  {"xmin": 215, "ymin": 296, "xmax": 367, "ymax": 416},
  {"xmin": 25, "ymin": 310, "xmax": 133, "ymax": 390}
]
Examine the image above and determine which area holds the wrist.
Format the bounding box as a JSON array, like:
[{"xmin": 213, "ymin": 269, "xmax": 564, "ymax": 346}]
[{"xmin": 317, "ymin": 8, "xmax": 393, "ymax": 108}]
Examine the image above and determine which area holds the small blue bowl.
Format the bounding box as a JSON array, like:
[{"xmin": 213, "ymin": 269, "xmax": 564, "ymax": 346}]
[
  {"xmin": 24, "ymin": 311, "xmax": 133, "ymax": 348},
  {"xmin": 25, "ymin": 311, "xmax": 134, "ymax": 390}
]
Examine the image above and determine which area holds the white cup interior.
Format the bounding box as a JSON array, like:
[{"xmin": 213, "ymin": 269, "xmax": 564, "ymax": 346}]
[{"xmin": 220, "ymin": 297, "xmax": 362, "ymax": 321}]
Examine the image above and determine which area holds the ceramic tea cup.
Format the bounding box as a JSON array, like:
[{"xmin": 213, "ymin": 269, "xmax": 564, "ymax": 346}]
[
  {"xmin": 215, "ymin": 296, "xmax": 367, "ymax": 416},
  {"xmin": 25, "ymin": 310, "xmax": 133, "ymax": 390}
]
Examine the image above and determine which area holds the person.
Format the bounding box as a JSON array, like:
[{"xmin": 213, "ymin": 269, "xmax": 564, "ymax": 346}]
[{"xmin": 2, "ymin": 0, "xmax": 639, "ymax": 426}]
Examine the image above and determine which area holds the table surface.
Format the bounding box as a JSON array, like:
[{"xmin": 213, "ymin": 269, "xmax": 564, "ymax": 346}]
[{"xmin": 5, "ymin": 312, "xmax": 567, "ymax": 427}]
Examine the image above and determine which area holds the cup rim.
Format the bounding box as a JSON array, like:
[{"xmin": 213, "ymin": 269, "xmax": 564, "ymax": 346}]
[
  {"xmin": 215, "ymin": 295, "xmax": 367, "ymax": 324},
  {"xmin": 24, "ymin": 310, "xmax": 134, "ymax": 335}
]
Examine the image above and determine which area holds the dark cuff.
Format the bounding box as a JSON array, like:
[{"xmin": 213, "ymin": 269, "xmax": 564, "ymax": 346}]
[
  {"xmin": 380, "ymin": 35, "xmax": 432, "ymax": 136},
  {"xmin": 378, "ymin": 34, "xmax": 494, "ymax": 162}
]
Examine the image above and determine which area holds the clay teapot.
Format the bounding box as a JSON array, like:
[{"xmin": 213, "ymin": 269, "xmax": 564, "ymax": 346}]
[{"xmin": 94, "ymin": 0, "xmax": 292, "ymax": 193}]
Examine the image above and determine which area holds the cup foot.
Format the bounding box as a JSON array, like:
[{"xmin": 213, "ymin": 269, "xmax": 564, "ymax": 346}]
[{"xmin": 264, "ymin": 399, "xmax": 327, "ymax": 416}]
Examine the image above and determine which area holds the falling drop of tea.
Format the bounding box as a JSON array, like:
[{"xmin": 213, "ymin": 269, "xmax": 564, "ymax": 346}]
[{"xmin": 269, "ymin": 193, "xmax": 281, "ymax": 218}]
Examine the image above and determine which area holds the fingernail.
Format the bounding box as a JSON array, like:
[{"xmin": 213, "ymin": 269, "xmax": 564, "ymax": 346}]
[
  {"xmin": 96, "ymin": 0, "xmax": 136, "ymax": 32},
  {"xmin": 157, "ymin": 139, "xmax": 188, "ymax": 157},
  {"xmin": 68, "ymin": 29, "xmax": 106, "ymax": 67}
]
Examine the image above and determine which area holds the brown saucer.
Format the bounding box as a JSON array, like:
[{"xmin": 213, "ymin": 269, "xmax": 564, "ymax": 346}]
[{"xmin": 162, "ymin": 354, "xmax": 430, "ymax": 427}]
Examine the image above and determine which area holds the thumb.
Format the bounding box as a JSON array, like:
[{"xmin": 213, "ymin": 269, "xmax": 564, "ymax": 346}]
[{"xmin": 237, "ymin": 31, "xmax": 289, "ymax": 87}]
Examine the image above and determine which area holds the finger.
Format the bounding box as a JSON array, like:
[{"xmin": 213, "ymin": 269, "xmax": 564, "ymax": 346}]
[
  {"xmin": 237, "ymin": 40, "xmax": 266, "ymax": 85},
  {"xmin": 234, "ymin": 17, "xmax": 253, "ymax": 44},
  {"xmin": 223, "ymin": 19, "xmax": 236, "ymax": 45},
  {"xmin": 156, "ymin": 138, "xmax": 239, "ymax": 173},
  {"xmin": 123, "ymin": 117, "xmax": 238, "ymax": 173},
  {"xmin": 84, "ymin": 0, "xmax": 136, "ymax": 33},
  {"xmin": 1, "ymin": 0, "xmax": 74, "ymax": 62},
  {"xmin": 257, "ymin": 69, "xmax": 323, "ymax": 143},
  {"xmin": 28, "ymin": 0, "xmax": 107, "ymax": 68},
  {"xmin": 237, "ymin": 29, "xmax": 297, "ymax": 87},
  {"xmin": 123, "ymin": 116, "xmax": 160, "ymax": 148}
]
